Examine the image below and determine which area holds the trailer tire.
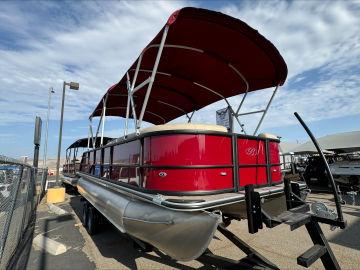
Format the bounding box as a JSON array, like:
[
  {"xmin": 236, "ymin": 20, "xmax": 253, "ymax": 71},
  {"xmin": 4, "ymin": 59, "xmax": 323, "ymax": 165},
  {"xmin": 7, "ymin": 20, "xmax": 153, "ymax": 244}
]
[
  {"xmin": 82, "ymin": 202, "xmax": 89, "ymax": 228},
  {"xmin": 86, "ymin": 206, "xmax": 97, "ymax": 235}
]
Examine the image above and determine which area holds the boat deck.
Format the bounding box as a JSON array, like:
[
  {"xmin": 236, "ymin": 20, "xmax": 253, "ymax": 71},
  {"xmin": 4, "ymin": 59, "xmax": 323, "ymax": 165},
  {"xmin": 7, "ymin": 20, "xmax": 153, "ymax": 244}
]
[
  {"xmin": 160, "ymin": 184, "xmax": 290, "ymax": 210},
  {"xmin": 77, "ymin": 172, "xmax": 306, "ymax": 211},
  {"xmin": 163, "ymin": 184, "xmax": 285, "ymax": 201}
]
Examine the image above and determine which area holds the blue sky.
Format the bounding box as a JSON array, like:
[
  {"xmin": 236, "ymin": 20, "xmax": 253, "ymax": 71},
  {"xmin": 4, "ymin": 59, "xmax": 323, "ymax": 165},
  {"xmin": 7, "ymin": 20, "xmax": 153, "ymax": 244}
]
[{"xmin": 0, "ymin": 0, "xmax": 359, "ymax": 159}]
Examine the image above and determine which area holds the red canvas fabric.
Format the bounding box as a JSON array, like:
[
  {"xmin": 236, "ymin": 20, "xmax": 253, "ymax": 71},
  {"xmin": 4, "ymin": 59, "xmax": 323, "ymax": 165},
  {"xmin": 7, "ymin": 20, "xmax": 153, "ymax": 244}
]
[{"xmin": 91, "ymin": 7, "xmax": 287, "ymax": 124}]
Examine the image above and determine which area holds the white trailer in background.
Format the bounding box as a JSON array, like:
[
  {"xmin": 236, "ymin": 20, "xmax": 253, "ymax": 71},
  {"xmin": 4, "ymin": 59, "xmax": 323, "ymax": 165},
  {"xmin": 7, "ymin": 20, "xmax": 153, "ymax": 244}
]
[
  {"xmin": 289, "ymin": 131, "xmax": 360, "ymax": 188},
  {"xmin": 330, "ymin": 154, "xmax": 360, "ymax": 187}
]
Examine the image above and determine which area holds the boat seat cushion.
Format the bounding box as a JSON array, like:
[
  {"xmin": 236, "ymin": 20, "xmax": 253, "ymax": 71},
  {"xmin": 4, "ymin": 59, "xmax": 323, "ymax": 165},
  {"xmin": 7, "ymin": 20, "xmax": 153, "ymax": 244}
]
[
  {"xmin": 258, "ymin": 133, "xmax": 278, "ymax": 140},
  {"xmin": 107, "ymin": 123, "xmax": 227, "ymax": 145},
  {"xmin": 140, "ymin": 123, "xmax": 227, "ymax": 133}
]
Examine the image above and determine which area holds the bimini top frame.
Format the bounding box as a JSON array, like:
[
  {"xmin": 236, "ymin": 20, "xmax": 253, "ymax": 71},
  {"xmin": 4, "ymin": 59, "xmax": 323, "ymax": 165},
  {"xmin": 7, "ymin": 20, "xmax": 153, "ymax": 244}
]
[
  {"xmin": 65, "ymin": 137, "xmax": 113, "ymax": 170},
  {"xmin": 89, "ymin": 7, "xmax": 288, "ymax": 138},
  {"xmin": 67, "ymin": 137, "xmax": 113, "ymax": 151}
]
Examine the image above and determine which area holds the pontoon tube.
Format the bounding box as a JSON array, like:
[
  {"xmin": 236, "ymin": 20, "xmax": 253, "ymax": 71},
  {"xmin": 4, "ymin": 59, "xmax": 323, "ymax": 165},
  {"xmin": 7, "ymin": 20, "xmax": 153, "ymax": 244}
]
[{"xmin": 77, "ymin": 177, "xmax": 220, "ymax": 261}]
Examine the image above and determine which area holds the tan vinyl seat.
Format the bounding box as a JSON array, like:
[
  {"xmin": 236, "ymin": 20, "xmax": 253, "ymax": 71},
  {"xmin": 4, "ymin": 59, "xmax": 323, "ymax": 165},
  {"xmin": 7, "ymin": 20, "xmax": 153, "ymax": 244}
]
[
  {"xmin": 107, "ymin": 124, "xmax": 227, "ymax": 145},
  {"xmin": 258, "ymin": 133, "xmax": 279, "ymax": 140},
  {"xmin": 140, "ymin": 123, "xmax": 227, "ymax": 134}
]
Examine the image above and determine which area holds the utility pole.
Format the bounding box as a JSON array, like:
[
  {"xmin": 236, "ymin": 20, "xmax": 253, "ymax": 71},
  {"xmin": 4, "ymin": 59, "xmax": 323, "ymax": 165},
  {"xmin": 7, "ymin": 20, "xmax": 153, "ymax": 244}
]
[{"xmin": 55, "ymin": 81, "xmax": 79, "ymax": 185}]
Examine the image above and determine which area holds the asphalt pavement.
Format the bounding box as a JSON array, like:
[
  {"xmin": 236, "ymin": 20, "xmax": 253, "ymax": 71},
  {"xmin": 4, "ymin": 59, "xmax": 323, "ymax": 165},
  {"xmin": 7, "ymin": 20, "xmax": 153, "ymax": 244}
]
[{"xmin": 27, "ymin": 192, "xmax": 360, "ymax": 269}]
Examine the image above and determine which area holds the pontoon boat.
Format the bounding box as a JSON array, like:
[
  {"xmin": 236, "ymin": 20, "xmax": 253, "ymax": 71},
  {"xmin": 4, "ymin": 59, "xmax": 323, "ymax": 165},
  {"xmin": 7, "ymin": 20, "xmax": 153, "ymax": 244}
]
[{"xmin": 76, "ymin": 8, "xmax": 346, "ymax": 269}]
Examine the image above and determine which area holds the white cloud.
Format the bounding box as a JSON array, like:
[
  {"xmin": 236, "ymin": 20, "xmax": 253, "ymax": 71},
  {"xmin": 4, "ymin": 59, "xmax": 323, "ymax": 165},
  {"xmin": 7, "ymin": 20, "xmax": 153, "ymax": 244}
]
[
  {"xmin": 0, "ymin": 0, "xmax": 359, "ymax": 139},
  {"xmin": 0, "ymin": 0, "xmax": 186, "ymax": 126},
  {"xmin": 203, "ymin": 0, "xmax": 360, "ymax": 134},
  {"xmin": 221, "ymin": 0, "xmax": 360, "ymax": 78}
]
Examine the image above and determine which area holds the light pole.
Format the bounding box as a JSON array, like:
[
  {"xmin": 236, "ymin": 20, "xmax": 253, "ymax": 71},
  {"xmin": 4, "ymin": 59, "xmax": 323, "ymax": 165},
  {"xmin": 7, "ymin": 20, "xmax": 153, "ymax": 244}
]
[
  {"xmin": 55, "ymin": 81, "xmax": 79, "ymax": 185},
  {"xmin": 43, "ymin": 87, "xmax": 55, "ymax": 168}
]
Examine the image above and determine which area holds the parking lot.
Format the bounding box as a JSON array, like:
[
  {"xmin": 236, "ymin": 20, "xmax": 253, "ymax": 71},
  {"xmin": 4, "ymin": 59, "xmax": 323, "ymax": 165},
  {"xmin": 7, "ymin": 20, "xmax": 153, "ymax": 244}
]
[{"xmin": 27, "ymin": 192, "xmax": 360, "ymax": 270}]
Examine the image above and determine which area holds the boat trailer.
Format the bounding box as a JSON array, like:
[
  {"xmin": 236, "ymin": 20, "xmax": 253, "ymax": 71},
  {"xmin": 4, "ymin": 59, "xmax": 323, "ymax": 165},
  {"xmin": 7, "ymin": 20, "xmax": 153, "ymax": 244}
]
[
  {"xmin": 198, "ymin": 178, "xmax": 345, "ymax": 269},
  {"xmin": 127, "ymin": 178, "xmax": 344, "ymax": 269}
]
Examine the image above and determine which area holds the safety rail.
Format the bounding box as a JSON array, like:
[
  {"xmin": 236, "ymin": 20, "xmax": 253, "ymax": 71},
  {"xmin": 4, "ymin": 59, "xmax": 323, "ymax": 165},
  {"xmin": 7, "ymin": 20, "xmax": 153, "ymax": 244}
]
[
  {"xmin": 0, "ymin": 155, "xmax": 47, "ymax": 269},
  {"xmin": 294, "ymin": 112, "xmax": 345, "ymax": 226},
  {"xmin": 62, "ymin": 163, "xmax": 80, "ymax": 175}
]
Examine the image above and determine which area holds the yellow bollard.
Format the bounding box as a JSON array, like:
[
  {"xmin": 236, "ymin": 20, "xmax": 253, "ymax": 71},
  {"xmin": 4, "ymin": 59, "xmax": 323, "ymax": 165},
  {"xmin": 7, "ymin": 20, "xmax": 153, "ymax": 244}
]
[{"xmin": 46, "ymin": 187, "xmax": 65, "ymax": 204}]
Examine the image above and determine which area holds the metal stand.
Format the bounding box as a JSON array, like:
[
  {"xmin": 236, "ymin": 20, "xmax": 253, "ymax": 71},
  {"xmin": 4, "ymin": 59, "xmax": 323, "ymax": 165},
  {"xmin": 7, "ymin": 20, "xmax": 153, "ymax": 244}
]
[
  {"xmin": 198, "ymin": 224, "xmax": 279, "ymax": 270},
  {"xmin": 245, "ymin": 182, "xmax": 343, "ymax": 269}
]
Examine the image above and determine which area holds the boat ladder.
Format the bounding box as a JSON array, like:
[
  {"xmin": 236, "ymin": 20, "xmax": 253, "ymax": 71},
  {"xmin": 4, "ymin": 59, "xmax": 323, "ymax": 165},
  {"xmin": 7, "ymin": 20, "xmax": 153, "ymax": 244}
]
[{"xmin": 243, "ymin": 179, "xmax": 346, "ymax": 270}]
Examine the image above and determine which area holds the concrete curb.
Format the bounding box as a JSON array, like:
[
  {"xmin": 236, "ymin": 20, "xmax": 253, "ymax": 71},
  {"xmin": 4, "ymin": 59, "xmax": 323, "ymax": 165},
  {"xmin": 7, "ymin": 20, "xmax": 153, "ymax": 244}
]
[
  {"xmin": 32, "ymin": 234, "xmax": 67, "ymax": 255},
  {"xmin": 48, "ymin": 203, "xmax": 67, "ymax": 215}
]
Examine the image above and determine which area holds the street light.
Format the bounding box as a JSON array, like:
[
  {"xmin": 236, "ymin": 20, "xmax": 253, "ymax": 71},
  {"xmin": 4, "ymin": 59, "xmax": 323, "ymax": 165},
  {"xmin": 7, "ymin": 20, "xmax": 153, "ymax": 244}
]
[
  {"xmin": 55, "ymin": 81, "xmax": 79, "ymax": 185},
  {"xmin": 43, "ymin": 87, "xmax": 55, "ymax": 168}
]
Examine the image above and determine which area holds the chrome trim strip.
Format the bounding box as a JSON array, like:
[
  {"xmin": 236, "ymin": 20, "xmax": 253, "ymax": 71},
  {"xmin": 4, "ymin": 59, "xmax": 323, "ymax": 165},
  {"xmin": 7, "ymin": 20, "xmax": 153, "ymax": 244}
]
[{"xmin": 77, "ymin": 172, "xmax": 304, "ymax": 212}]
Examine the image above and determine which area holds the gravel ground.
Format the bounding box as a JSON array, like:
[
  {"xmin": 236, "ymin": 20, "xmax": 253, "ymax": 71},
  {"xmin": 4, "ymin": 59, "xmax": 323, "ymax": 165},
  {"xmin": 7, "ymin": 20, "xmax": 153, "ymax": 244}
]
[{"xmin": 27, "ymin": 192, "xmax": 360, "ymax": 269}]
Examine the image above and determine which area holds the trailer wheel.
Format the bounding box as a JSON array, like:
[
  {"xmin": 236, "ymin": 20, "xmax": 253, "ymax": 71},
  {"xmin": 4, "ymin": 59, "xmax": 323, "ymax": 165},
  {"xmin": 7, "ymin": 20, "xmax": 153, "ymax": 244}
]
[
  {"xmin": 82, "ymin": 202, "xmax": 89, "ymax": 228},
  {"xmin": 86, "ymin": 206, "xmax": 98, "ymax": 235}
]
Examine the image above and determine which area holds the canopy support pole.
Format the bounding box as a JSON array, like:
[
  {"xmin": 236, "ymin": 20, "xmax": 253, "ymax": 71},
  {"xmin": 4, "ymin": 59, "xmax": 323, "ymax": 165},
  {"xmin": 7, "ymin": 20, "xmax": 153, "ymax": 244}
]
[
  {"xmin": 132, "ymin": 77, "xmax": 150, "ymax": 93},
  {"xmin": 224, "ymin": 99, "xmax": 247, "ymax": 134},
  {"xmin": 137, "ymin": 25, "xmax": 169, "ymax": 132},
  {"xmin": 236, "ymin": 91, "xmax": 248, "ymax": 115},
  {"xmin": 124, "ymin": 94, "xmax": 131, "ymax": 138},
  {"xmin": 100, "ymin": 95, "xmax": 108, "ymax": 147},
  {"xmin": 186, "ymin": 111, "xmax": 195, "ymax": 123},
  {"xmin": 73, "ymin": 147, "xmax": 76, "ymax": 171},
  {"xmin": 130, "ymin": 54, "xmax": 143, "ymax": 92},
  {"xmin": 100, "ymin": 113, "xmax": 106, "ymax": 147},
  {"xmin": 228, "ymin": 63, "xmax": 249, "ymax": 116},
  {"xmin": 94, "ymin": 107, "xmax": 104, "ymax": 147},
  {"xmin": 130, "ymin": 94, "xmax": 138, "ymax": 134},
  {"xmin": 238, "ymin": 109, "xmax": 265, "ymax": 117},
  {"xmin": 74, "ymin": 147, "xmax": 77, "ymax": 161},
  {"xmin": 89, "ymin": 118, "xmax": 95, "ymax": 149},
  {"xmin": 126, "ymin": 73, "xmax": 138, "ymax": 134},
  {"xmin": 253, "ymin": 85, "xmax": 279, "ymax": 135},
  {"xmin": 124, "ymin": 54, "xmax": 144, "ymax": 137},
  {"xmin": 87, "ymin": 121, "xmax": 91, "ymax": 150},
  {"xmin": 194, "ymin": 81, "xmax": 248, "ymax": 134}
]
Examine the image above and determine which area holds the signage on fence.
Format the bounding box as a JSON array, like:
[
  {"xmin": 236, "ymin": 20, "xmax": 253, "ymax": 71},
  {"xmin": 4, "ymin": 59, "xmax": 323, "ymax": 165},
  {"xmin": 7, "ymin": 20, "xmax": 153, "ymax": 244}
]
[
  {"xmin": 216, "ymin": 107, "xmax": 233, "ymax": 131},
  {"xmin": 34, "ymin": 116, "xmax": 42, "ymax": 146}
]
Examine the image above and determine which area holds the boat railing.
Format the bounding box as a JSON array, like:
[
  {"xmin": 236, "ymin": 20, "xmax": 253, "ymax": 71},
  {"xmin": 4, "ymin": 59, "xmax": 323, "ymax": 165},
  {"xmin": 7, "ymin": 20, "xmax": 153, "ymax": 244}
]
[
  {"xmin": 63, "ymin": 145, "xmax": 82, "ymax": 176},
  {"xmin": 78, "ymin": 130, "xmax": 283, "ymax": 195},
  {"xmin": 294, "ymin": 112, "xmax": 345, "ymax": 227},
  {"xmin": 62, "ymin": 162, "xmax": 80, "ymax": 175}
]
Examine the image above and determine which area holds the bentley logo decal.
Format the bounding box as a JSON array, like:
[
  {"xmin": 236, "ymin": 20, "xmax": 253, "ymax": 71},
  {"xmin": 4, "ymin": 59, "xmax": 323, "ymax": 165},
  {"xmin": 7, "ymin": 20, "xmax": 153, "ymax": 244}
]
[{"xmin": 245, "ymin": 147, "xmax": 258, "ymax": 156}]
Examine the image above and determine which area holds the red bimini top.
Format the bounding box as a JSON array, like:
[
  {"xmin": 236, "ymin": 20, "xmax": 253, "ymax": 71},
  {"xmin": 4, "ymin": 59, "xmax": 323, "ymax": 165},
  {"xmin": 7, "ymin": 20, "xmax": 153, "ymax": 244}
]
[{"xmin": 90, "ymin": 7, "xmax": 287, "ymax": 125}]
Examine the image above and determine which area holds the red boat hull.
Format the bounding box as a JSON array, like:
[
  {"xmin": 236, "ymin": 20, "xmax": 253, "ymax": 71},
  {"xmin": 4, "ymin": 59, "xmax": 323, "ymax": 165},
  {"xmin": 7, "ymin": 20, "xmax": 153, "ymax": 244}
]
[{"xmin": 80, "ymin": 131, "xmax": 281, "ymax": 195}]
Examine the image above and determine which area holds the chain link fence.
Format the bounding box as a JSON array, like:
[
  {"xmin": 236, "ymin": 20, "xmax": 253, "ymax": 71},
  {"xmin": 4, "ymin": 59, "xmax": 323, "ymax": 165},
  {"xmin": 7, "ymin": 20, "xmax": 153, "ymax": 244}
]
[{"xmin": 0, "ymin": 155, "xmax": 47, "ymax": 270}]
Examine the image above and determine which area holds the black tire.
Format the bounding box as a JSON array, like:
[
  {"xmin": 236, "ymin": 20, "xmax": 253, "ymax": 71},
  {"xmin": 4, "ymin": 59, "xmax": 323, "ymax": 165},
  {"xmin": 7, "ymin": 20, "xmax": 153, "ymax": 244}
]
[
  {"xmin": 82, "ymin": 202, "xmax": 89, "ymax": 228},
  {"xmin": 86, "ymin": 206, "xmax": 97, "ymax": 235}
]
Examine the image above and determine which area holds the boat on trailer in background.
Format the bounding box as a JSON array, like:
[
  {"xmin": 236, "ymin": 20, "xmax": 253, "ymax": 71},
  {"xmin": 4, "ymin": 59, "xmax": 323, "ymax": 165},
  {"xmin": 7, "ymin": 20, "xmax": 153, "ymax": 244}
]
[
  {"xmin": 76, "ymin": 7, "xmax": 346, "ymax": 269},
  {"xmin": 61, "ymin": 137, "xmax": 112, "ymax": 189}
]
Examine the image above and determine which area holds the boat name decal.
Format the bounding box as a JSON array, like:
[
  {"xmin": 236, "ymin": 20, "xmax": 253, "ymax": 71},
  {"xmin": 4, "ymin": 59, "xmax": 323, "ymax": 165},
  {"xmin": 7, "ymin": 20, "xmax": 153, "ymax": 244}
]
[{"xmin": 245, "ymin": 147, "xmax": 258, "ymax": 156}]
